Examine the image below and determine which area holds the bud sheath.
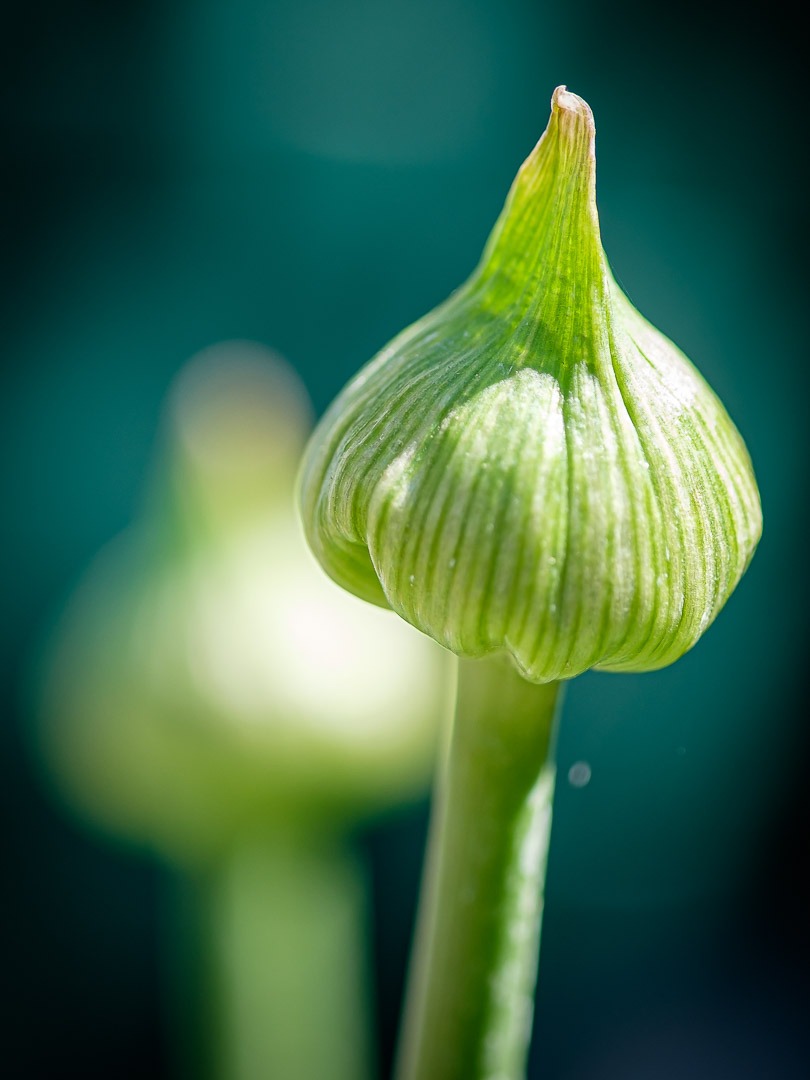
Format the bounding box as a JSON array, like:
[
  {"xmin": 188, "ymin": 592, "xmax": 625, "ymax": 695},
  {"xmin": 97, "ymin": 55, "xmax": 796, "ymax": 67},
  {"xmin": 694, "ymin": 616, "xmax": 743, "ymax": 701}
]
[{"xmin": 300, "ymin": 87, "xmax": 761, "ymax": 683}]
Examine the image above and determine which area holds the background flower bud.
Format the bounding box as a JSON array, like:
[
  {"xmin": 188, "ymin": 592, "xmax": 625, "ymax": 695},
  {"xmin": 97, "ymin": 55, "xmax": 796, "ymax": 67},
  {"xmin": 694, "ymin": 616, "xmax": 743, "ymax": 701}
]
[{"xmin": 37, "ymin": 343, "xmax": 451, "ymax": 865}]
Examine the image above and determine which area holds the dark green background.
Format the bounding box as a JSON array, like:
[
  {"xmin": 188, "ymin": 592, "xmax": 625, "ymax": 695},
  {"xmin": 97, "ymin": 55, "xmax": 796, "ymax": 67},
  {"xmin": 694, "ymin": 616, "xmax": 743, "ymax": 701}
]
[{"xmin": 2, "ymin": 2, "xmax": 807, "ymax": 1077}]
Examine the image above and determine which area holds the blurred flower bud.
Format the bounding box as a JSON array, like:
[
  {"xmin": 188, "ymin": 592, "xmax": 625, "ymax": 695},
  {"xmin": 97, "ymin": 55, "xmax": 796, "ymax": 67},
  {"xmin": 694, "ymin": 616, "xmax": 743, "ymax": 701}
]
[{"xmin": 38, "ymin": 342, "xmax": 451, "ymax": 864}]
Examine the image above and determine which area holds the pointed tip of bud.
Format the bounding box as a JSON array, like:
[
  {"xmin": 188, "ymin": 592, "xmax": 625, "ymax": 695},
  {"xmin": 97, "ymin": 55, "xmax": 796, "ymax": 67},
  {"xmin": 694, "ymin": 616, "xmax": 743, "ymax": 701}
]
[
  {"xmin": 170, "ymin": 340, "xmax": 312, "ymax": 480},
  {"xmin": 521, "ymin": 87, "xmax": 595, "ymax": 172},
  {"xmin": 549, "ymin": 85, "xmax": 596, "ymax": 149},
  {"xmin": 481, "ymin": 84, "xmax": 600, "ymax": 307},
  {"xmin": 551, "ymin": 85, "xmax": 593, "ymax": 122},
  {"xmin": 156, "ymin": 341, "xmax": 314, "ymax": 532}
]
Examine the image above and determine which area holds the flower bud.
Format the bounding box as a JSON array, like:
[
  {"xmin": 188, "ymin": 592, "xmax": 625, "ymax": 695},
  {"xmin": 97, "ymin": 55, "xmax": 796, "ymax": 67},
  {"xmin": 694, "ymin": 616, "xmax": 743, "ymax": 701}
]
[
  {"xmin": 299, "ymin": 87, "xmax": 762, "ymax": 683},
  {"xmin": 37, "ymin": 344, "xmax": 451, "ymax": 864}
]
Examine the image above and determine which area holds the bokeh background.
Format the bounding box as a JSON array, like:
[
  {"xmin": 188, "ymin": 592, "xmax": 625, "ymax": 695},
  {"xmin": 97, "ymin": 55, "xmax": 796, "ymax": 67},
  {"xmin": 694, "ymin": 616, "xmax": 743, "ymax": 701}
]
[{"xmin": 2, "ymin": 2, "xmax": 807, "ymax": 1077}]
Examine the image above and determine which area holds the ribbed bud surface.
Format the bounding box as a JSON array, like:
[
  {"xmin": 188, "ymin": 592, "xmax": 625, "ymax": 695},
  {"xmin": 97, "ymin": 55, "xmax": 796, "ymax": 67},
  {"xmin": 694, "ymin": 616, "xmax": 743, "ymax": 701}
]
[{"xmin": 300, "ymin": 87, "xmax": 762, "ymax": 683}]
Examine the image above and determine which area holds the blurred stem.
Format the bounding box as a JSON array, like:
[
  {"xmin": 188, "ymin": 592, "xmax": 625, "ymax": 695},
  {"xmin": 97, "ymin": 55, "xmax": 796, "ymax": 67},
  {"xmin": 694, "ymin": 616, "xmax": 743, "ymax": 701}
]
[
  {"xmin": 395, "ymin": 655, "xmax": 562, "ymax": 1080},
  {"xmin": 166, "ymin": 833, "xmax": 375, "ymax": 1080}
]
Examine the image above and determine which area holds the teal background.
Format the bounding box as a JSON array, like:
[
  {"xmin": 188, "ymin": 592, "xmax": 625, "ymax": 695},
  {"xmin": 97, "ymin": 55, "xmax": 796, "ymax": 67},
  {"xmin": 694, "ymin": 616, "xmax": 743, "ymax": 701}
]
[{"xmin": 2, "ymin": 2, "xmax": 807, "ymax": 1077}]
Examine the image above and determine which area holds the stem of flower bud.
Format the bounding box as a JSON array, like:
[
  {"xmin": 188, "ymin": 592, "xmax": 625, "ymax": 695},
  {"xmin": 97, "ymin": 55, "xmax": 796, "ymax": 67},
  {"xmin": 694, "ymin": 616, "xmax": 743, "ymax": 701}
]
[
  {"xmin": 165, "ymin": 834, "xmax": 374, "ymax": 1080},
  {"xmin": 395, "ymin": 655, "xmax": 562, "ymax": 1080}
]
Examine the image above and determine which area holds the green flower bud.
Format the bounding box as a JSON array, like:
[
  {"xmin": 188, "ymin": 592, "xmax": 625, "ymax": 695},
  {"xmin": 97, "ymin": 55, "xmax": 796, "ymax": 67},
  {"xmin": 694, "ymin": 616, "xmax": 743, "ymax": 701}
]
[
  {"xmin": 299, "ymin": 87, "xmax": 762, "ymax": 683},
  {"xmin": 37, "ymin": 344, "xmax": 451, "ymax": 864}
]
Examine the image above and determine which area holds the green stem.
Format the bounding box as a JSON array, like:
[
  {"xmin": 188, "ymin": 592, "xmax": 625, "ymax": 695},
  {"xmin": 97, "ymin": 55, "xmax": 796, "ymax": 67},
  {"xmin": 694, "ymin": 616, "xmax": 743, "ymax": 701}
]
[
  {"xmin": 166, "ymin": 833, "xmax": 375, "ymax": 1080},
  {"xmin": 395, "ymin": 654, "xmax": 563, "ymax": 1080}
]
